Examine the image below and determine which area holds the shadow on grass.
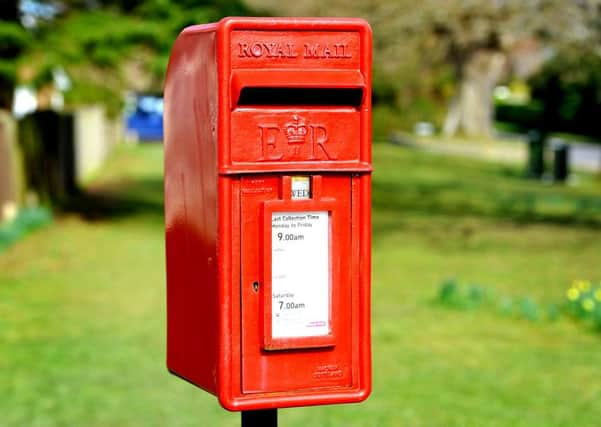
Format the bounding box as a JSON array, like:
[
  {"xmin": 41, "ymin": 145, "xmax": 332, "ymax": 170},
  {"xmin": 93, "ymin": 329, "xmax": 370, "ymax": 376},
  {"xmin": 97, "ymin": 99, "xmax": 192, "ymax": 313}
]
[
  {"xmin": 68, "ymin": 175, "xmax": 601, "ymax": 231},
  {"xmin": 61, "ymin": 177, "xmax": 164, "ymax": 223}
]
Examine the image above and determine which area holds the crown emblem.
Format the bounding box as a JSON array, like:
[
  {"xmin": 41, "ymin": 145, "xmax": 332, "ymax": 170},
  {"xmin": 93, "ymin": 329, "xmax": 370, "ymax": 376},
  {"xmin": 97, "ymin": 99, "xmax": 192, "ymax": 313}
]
[{"xmin": 285, "ymin": 115, "xmax": 307, "ymax": 145}]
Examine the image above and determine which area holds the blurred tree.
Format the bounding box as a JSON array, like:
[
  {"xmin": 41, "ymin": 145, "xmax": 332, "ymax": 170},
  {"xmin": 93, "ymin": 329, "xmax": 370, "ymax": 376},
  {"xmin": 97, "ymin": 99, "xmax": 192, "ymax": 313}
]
[
  {"xmin": 14, "ymin": 0, "xmax": 251, "ymax": 115},
  {"xmin": 0, "ymin": 0, "xmax": 30, "ymax": 110},
  {"xmin": 429, "ymin": 0, "xmax": 600, "ymax": 137},
  {"xmin": 247, "ymin": 0, "xmax": 601, "ymax": 137},
  {"xmin": 530, "ymin": 51, "xmax": 601, "ymax": 137},
  {"xmin": 527, "ymin": 2, "xmax": 601, "ymax": 137}
]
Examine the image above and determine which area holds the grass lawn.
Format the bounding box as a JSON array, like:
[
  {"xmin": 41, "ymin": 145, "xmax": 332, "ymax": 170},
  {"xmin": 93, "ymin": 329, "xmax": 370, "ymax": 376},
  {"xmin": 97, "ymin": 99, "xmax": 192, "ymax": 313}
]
[{"xmin": 1, "ymin": 142, "xmax": 601, "ymax": 426}]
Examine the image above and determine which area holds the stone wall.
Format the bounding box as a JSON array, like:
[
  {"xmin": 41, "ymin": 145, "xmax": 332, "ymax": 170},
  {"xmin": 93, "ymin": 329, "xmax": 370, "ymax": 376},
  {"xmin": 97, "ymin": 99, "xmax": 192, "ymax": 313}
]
[{"xmin": 74, "ymin": 106, "xmax": 119, "ymax": 182}]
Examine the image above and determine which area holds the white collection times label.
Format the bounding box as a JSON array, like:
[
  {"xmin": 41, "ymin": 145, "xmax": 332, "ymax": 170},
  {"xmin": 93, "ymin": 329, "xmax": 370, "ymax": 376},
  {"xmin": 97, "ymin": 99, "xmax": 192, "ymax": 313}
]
[{"xmin": 271, "ymin": 211, "xmax": 330, "ymax": 338}]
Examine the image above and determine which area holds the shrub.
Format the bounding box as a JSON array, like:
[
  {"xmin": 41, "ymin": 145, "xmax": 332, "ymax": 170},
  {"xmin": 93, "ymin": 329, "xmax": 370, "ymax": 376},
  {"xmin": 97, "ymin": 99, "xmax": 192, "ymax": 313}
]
[
  {"xmin": 0, "ymin": 206, "xmax": 53, "ymax": 253},
  {"xmin": 565, "ymin": 280, "xmax": 601, "ymax": 330}
]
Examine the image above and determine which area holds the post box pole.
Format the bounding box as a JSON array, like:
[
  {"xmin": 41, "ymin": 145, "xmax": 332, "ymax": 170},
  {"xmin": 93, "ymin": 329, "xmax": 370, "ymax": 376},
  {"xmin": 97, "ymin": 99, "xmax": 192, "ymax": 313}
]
[{"xmin": 241, "ymin": 409, "xmax": 277, "ymax": 427}]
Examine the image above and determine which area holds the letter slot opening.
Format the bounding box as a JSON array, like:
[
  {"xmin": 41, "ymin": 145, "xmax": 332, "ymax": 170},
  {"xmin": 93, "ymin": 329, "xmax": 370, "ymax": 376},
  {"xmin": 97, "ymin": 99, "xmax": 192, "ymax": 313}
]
[{"xmin": 237, "ymin": 87, "xmax": 364, "ymax": 107}]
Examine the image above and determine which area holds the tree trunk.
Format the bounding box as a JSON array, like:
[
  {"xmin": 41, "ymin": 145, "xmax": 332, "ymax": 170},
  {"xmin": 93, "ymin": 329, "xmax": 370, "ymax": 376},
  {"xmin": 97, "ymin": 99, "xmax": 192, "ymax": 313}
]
[
  {"xmin": 443, "ymin": 50, "xmax": 506, "ymax": 138},
  {"xmin": 0, "ymin": 76, "xmax": 15, "ymax": 111}
]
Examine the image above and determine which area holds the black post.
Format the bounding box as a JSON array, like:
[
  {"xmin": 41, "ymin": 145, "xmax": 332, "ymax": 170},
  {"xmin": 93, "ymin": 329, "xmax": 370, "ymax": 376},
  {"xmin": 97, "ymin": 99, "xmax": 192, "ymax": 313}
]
[
  {"xmin": 241, "ymin": 409, "xmax": 277, "ymax": 427},
  {"xmin": 526, "ymin": 129, "xmax": 545, "ymax": 179},
  {"xmin": 550, "ymin": 138, "xmax": 569, "ymax": 182}
]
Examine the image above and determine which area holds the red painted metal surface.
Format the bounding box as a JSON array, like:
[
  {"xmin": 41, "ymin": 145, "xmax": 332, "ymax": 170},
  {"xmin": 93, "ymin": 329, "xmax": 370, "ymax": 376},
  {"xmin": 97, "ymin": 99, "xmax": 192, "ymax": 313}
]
[{"xmin": 164, "ymin": 17, "xmax": 372, "ymax": 411}]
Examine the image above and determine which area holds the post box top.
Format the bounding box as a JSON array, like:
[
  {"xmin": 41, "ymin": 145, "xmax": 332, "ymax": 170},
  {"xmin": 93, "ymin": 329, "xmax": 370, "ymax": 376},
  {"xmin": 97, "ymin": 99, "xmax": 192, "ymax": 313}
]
[
  {"xmin": 182, "ymin": 17, "xmax": 372, "ymax": 36},
  {"xmin": 171, "ymin": 17, "xmax": 372, "ymax": 174},
  {"xmin": 181, "ymin": 17, "xmax": 372, "ymax": 74}
]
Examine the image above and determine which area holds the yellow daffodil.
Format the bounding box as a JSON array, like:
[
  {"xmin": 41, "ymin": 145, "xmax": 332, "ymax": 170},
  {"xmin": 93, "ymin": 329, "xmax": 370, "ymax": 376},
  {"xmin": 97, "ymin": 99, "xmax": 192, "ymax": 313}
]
[
  {"xmin": 582, "ymin": 298, "xmax": 594, "ymax": 312},
  {"xmin": 575, "ymin": 280, "xmax": 591, "ymax": 292},
  {"xmin": 567, "ymin": 287, "xmax": 580, "ymax": 301}
]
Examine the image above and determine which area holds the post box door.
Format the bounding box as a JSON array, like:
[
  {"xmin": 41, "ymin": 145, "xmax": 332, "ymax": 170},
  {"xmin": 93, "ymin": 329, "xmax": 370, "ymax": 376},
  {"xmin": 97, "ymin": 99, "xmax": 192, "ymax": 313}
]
[{"xmin": 240, "ymin": 174, "xmax": 355, "ymax": 394}]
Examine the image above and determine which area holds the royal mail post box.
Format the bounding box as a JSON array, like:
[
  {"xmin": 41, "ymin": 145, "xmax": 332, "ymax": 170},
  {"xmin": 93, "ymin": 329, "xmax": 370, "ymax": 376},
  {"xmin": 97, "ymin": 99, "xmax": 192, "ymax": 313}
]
[{"xmin": 164, "ymin": 17, "xmax": 372, "ymax": 411}]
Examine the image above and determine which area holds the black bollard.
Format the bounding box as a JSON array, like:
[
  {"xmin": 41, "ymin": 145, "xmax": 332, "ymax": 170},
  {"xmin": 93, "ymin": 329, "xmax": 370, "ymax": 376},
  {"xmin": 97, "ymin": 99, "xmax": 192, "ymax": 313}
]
[
  {"xmin": 550, "ymin": 138, "xmax": 569, "ymax": 182},
  {"xmin": 526, "ymin": 129, "xmax": 545, "ymax": 179}
]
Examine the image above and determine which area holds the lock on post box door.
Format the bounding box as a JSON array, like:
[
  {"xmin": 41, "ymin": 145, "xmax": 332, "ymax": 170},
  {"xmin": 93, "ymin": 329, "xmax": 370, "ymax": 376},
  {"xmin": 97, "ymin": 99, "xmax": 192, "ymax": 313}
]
[{"xmin": 164, "ymin": 17, "xmax": 372, "ymax": 411}]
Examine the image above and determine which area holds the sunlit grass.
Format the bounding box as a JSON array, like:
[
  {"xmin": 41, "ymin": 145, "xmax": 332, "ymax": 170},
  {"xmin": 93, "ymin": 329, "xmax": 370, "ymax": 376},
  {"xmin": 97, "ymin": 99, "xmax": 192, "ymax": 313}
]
[{"xmin": 1, "ymin": 142, "xmax": 601, "ymax": 426}]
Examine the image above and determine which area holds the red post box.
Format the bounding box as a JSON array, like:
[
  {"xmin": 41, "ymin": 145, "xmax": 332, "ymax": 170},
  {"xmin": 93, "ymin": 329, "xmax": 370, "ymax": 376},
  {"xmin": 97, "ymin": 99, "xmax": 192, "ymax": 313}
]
[{"xmin": 164, "ymin": 17, "xmax": 372, "ymax": 411}]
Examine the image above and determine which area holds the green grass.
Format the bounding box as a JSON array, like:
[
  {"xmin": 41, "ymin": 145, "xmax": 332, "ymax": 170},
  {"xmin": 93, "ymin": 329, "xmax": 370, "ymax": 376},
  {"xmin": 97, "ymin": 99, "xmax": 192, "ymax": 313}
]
[{"xmin": 2, "ymin": 142, "xmax": 601, "ymax": 426}]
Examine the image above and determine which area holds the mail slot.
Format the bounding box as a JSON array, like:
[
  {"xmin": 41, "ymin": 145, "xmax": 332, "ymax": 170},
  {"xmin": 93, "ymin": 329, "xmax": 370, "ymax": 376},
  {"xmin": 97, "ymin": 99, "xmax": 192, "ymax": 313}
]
[{"xmin": 163, "ymin": 17, "xmax": 372, "ymax": 411}]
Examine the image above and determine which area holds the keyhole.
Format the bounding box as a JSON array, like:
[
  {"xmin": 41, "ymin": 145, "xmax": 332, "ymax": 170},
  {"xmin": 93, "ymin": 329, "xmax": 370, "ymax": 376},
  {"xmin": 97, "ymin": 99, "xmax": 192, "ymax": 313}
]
[{"xmin": 252, "ymin": 281, "xmax": 259, "ymax": 293}]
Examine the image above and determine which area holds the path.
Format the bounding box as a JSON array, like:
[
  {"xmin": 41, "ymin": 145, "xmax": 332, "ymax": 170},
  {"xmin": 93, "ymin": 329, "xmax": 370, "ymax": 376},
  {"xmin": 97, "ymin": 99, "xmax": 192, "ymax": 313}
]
[
  {"xmin": 391, "ymin": 132, "xmax": 601, "ymax": 173},
  {"xmin": 570, "ymin": 142, "xmax": 601, "ymax": 172}
]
